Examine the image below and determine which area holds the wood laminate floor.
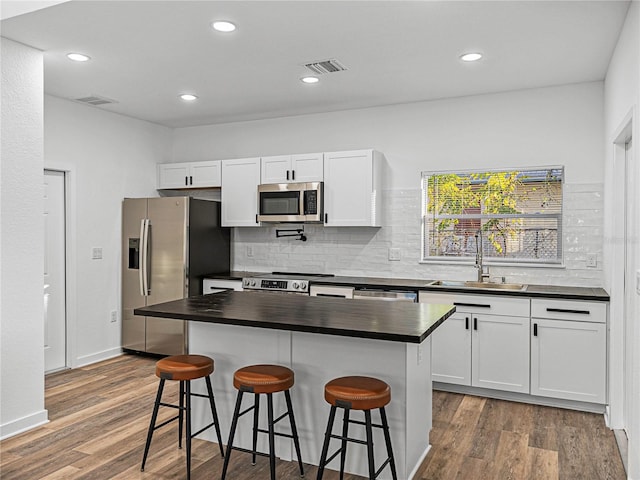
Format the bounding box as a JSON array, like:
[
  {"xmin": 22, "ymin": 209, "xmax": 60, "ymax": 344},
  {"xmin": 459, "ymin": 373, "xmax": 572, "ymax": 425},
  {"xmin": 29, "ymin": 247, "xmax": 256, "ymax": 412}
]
[{"xmin": 0, "ymin": 355, "xmax": 626, "ymax": 480}]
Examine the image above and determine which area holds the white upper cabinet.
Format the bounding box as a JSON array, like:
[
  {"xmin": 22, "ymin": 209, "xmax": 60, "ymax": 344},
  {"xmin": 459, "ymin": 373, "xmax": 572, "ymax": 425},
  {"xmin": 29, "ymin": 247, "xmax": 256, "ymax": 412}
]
[
  {"xmin": 157, "ymin": 161, "xmax": 221, "ymax": 189},
  {"xmin": 261, "ymin": 153, "xmax": 323, "ymax": 184},
  {"xmin": 221, "ymin": 157, "xmax": 261, "ymax": 227},
  {"xmin": 323, "ymin": 149, "xmax": 383, "ymax": 227}
]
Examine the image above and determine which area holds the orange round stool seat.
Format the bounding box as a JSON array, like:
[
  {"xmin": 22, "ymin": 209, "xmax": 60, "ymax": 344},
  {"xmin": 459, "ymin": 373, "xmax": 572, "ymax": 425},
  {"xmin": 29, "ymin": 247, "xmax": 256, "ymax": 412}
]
[
  {"xmin": 155, "ymin": 354, "xmax": 214, "ymax": 381},
  {"xmin": 324, "ymin": 375, "xmax": 391, "ymax": 410},
  {"xmin": 233, "ymin": 364, "xmax": 294, "ymax": 394}
]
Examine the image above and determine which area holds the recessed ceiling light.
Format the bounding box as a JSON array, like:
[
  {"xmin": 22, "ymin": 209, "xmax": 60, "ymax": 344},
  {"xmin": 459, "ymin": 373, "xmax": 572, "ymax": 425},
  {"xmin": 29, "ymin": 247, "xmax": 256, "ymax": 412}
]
[
  {"xmin": 212, "ymin": 21, "xmax": 236, "ymax": 32},
  {"xmin": 179, "ymin": 94, "xmax": 198, "ymax": 101},
  {"xmin": 460, "ymin": 52, "xmax": 483, "ymax": 62},
  {"xmin": 67, "ymin": 53, "xmax": 90, "ymax": 62},
  {"xmin": 300, "ymin": 76, "xmax": 319, "ymax": 84}
]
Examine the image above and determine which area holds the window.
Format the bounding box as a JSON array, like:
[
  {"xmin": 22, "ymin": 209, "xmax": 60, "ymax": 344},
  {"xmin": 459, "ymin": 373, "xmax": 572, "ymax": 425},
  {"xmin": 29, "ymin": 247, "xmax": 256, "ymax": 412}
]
[{"xmin": 421, "ymin": 167, "xmax": 563, "ymax": 265}]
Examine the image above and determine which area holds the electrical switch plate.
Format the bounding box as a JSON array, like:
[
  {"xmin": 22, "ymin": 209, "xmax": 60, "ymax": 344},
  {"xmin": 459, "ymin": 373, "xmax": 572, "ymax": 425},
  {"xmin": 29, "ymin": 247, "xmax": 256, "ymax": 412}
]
[
  {"xmin": 586, "ymin": 253, "xmax": 597, "ymax": 268},
  {"xmin": 388, "ymin": 248, "xmax": 401, "ymax": 261},
  {"xmin": 110, "ymin": 310, "xmax": 117, "ymax": 323},
  {"xmin": 92, "ymin": 247, "xmax": 103, "ymax": 260}
]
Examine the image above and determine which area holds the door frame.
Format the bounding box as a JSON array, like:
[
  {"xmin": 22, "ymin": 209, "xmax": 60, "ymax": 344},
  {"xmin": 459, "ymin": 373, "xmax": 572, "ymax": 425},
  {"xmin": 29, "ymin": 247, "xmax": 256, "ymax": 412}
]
[
  {"xmin": 44, "ymin": 165, "xmax": 77, "ymax": 369},
  {"xmin": 608, "ymin": 108, "xmax": 640, "ymax": 477}
]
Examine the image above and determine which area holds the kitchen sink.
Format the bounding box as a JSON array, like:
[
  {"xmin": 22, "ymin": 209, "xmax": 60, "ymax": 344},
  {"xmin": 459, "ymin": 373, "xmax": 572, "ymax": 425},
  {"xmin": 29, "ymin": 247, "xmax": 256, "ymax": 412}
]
[{"xmin": 429, "ymin": 280, "xmax": 527, "ymax": 291}]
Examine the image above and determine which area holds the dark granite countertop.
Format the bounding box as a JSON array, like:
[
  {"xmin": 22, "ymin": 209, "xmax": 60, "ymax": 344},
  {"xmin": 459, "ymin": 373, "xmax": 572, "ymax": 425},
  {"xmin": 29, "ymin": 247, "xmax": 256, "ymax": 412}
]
[
  {"xmin": 202, "ymin": 272, "xmax": 609, "ymax": 302},
  {"xmin": 135, "ymin": 290, "xmax": 455, "ymax": 344}
]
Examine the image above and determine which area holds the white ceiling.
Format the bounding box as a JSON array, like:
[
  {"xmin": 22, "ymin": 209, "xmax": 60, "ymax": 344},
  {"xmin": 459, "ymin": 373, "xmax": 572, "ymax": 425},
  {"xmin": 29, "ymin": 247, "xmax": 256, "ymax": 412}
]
[{"xmin": 0, "ymin": 1, "xmax": 630, "ymax": 128}]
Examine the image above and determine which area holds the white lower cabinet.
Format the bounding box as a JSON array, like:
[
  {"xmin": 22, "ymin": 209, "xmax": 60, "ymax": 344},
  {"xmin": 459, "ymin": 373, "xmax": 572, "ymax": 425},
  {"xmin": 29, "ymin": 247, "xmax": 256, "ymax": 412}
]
[
  {"xmin": 420, "ymin": 292, "xmax": 530, "ymax": 394},
  {"xmin": 531, "ymin": 299, "xmax": 607, "ymax": 404}
]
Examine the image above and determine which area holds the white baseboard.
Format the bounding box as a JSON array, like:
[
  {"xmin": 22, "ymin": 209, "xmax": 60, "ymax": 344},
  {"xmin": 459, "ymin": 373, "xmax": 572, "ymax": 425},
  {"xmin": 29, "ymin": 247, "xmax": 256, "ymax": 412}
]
[
  {"xmin": 74, "ymin": 347, "xmax": 123, "ymax": 368},
  {"xmin": 433, "ymin": 382, "xmax": 606, "ymax": 414},
  {"xmin": 0, "ymin": 409, "xmax": 49, "ymax": 441},
  {"xmin": 409, "ymin": 444, "xmax": 431, "ymax": 479}
]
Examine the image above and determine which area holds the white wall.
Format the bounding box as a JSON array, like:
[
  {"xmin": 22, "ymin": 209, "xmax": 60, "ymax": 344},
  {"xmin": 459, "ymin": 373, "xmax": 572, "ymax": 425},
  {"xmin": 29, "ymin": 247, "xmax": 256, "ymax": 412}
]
[
  {"xmin": 173, "ymin": 82, "xmax": 605, "ymax": 286},
  {"xmin": 0, "ymin": 38, "xmax": 47, "ymax": 439},
  {"xmin": 604, "ymin": 1, "xmax": 640, "ymax": 477},
  {"xmin": 44, "ymin": 95, "xmax": 171, "ymax": 366}
]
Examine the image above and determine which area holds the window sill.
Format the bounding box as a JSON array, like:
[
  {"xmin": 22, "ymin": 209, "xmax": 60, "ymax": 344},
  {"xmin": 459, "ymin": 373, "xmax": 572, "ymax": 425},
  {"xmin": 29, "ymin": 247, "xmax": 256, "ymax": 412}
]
[{"xmin": 419, "ymin": 259, "xmax": 566, "ymax": 269}]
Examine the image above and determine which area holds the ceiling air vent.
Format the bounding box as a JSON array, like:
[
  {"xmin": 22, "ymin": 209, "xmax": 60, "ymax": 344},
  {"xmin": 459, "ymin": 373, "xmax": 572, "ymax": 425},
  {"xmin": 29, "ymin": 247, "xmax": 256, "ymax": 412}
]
[
  {"xmin": 304, "ymin": 59, "xmax": 347, "ymax": 75},
  {"xmin": 73, "ymin": 95, "xmax": 118, "ymax": 106}
]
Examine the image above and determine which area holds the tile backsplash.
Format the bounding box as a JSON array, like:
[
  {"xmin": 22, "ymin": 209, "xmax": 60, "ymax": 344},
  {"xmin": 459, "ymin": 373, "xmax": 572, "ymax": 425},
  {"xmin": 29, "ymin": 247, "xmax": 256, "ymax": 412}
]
[{"xmin": 233, "ymin": 183, "xmax": 603, "ymax": 287}]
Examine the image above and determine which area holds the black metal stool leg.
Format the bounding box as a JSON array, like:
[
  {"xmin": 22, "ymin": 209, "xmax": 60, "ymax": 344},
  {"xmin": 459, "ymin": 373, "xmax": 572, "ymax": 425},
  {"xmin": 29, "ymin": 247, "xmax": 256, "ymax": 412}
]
[
  {"xmin": 185, "ymin": 380, "xmax": 192, "ymax": 480},
  {"xmin": 267, "ymin": 393, "xmax": 277, "ymax": 480},
  {"xmin": 316, "ymin": 406, "xmax": 337, "ymax": 480},
  {"xmin": 178, "ymin": 380, "xmax": 185, "ymax": 449},
  {"xmin": 364, "ymin": 410, "xmax": 375, "ymax": 480},
  {"xmin": 339, "ymin": 408, "xmax": 350, "ymax": 480},
  {"xmin": 204, "ymin": 375, "xmax": 225, "ymax": 458},
  {"xmin": 141, "ymin": 378, "xmax": 165, "ymax": 471},
  {"xmin": 221, "ymin": 390, "xmax": 244, "ymax": 480},
  {"xmin": 284, "ymin": 390, "xmax": 304, "ymax": 477},
  {"xmin": 251, "ymin": 393, "xmax": 260, "ymax": 465},
  {"xmin": 380, "ymin": 407, "xmax": 398, "ymax": 480}
]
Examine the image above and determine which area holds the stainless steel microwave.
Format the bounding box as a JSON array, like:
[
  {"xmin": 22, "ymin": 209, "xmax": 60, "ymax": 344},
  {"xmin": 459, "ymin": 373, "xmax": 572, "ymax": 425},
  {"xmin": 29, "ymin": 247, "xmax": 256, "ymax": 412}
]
[{"xmin": 257, "ymin": 182, "xmax": 323, "ymax": 223}]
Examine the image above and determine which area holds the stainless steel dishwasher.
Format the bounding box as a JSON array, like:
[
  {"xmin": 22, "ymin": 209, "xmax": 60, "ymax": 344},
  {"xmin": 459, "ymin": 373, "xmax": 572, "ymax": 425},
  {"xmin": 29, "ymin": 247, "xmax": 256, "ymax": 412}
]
[{"xmin": 352, "ymin": 288, "xmax": 418, "ymax": 302}]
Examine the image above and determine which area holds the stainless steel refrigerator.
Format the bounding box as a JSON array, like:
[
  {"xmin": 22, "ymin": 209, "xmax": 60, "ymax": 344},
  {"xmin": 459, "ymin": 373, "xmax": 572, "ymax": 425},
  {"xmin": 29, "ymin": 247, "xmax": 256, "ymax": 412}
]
[{"xmin": 122, "ymin": 197, "xmax": 230, "ymax": 355}]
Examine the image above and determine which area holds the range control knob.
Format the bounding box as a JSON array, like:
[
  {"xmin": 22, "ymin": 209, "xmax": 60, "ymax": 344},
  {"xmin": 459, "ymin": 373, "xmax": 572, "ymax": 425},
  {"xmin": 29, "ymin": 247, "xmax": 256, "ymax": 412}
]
[
  {"xmin": 299, "ymin": 281, "xmax": 308, "ymax": 291},
  {"xmin": 292, "ymin": 282, "xmax": 299, "ymax": 290},
  {"xmin": 250, "ymin": 280, "xmax": 256, "ymax": 287},
  {"xmin": 243, "ymin": 279, "xmax": 250, "ymax": 287}
]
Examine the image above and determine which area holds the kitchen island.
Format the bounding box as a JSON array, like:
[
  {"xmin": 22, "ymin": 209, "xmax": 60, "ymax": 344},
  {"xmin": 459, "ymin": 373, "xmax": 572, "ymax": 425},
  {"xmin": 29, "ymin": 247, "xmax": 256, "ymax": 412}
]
[{"xmin": 135, "ymin": 291, "xmax": 455, "ymax": 479}]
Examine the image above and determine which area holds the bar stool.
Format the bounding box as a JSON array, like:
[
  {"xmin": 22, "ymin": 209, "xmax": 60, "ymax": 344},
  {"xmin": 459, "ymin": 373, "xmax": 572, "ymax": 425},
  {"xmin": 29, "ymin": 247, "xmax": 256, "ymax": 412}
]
[
  {"xmin": 221, "ymin": 364, "xmax": 304, "ymax": 480},
  {"xmin": 316, "ymin": 376, "xmax": 397, "ymax": 480},
  {"xmin": 141, "ymin": 354, "xmax": 225, "ymax": 480}
]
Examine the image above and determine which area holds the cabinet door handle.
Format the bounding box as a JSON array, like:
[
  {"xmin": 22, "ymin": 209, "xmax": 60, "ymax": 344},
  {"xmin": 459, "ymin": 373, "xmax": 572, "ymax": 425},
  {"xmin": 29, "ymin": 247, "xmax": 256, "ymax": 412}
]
[
  {"xmin": 465, "ymin": 317, "xmax": 469, "ymax": 330},
  {"xmin": 546, "ymin": 308, "xmax": 590, "ymax": 315},
  {"xmin": 189, "ymin": 175, "xmax": 193, "ymax": 185},
  {"xmin": 325, "ymin": 213, "xmax": 328, "ymax": 223},
  {"xmin": 292, "ymin": 170, "xmax": 295, "ymax": 180},
  {"xmin": 473, "ymin": 317, "xmax": 478, "ymax": 330},
  {"xmin": 255, "ymin": 214, "xmax": 259, "ymax": 224},
  {"xmin": 286, "ymin": 170, "xmax": 290, "ymax": 180},
  {"xmin": 533, "ymin": 323, "xmax": 538, "ymax": 336},
  {"xmin": 454, "ymin": 302, "xmax": 491, "ymax": 309},
  {"xmin": 185, "ymin": 176, "xmax": 188, "ymax": 186}
]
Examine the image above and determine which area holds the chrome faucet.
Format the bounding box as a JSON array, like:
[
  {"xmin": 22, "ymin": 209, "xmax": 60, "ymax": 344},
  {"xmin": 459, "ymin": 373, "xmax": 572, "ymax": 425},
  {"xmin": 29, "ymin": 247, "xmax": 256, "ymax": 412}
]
[{"xmin": 475, "ymin": 229, "xmax": 490, "ymax": 283}]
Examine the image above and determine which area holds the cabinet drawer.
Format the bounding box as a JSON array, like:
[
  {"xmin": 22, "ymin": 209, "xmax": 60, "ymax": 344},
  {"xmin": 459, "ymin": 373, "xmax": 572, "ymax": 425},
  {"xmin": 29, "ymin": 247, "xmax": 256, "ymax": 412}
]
[
  {"xmin": 531, "ymin": 299, "xmax": 606, "ymax": 323},
  {"xmin": 310, "ymin": 285, "xmax": 354, "ymax": 299},
  {"xmin": 420, "ymin": 292, "xmax": 529, "ymax": 317},
  {"xmin": 203, "ymin": 279, "xmax": 243, "ymax": 292}
]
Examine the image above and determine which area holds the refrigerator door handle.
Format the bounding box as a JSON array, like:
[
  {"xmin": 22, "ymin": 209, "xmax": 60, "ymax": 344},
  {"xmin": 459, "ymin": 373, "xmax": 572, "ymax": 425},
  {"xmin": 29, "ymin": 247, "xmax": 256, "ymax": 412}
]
[
  {"xmin": 139, "ymin": 219, "xmax": 146, "ymax": 296},
  {"xmin": 140, "ymin": 219, "xmax": 150, "ymax": 296}
]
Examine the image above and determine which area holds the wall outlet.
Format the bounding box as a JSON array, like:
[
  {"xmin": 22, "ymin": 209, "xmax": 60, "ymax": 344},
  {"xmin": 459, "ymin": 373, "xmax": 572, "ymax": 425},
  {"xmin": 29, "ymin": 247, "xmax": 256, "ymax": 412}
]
[
  {"xmin": 586, "ymin": 253, "xmax": 597, "ymax": 268},
  {"xmin": 388, "ymin": 248, "xmax": 401, "ymax": 261},
  {"xmin": 246, "ymin": 245, "xmax": 254, "ymax": 257},
  {"xmin": 110, "ymin": 310, "xmax": 117, "ymax": 323},
  {"xmin": 92, "ymin": 247, "xmax": 103, "ymax": 260}
]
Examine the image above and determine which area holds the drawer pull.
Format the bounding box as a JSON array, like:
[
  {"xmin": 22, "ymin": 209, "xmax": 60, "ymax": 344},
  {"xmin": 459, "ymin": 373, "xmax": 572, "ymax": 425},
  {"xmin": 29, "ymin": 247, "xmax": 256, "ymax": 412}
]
[
  {"xmin": 453, "ymin": 302, "xmax": 491, "ymax": 308},
  {"xmin": 546, "ymin": 308, "xmax": 590, "ymax": 315}
]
